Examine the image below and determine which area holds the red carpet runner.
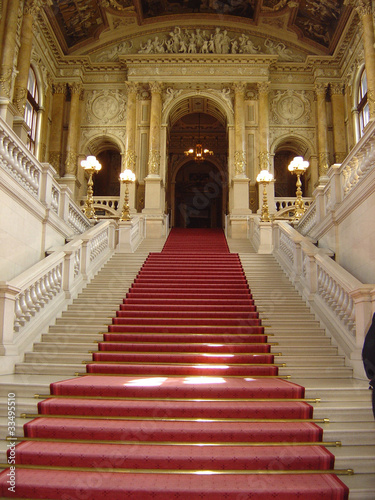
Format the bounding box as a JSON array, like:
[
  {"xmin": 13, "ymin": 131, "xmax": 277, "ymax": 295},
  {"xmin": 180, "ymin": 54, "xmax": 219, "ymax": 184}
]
[{"xmin": 0, "ymin": 228, "xmax": 349, "ymax": 499}]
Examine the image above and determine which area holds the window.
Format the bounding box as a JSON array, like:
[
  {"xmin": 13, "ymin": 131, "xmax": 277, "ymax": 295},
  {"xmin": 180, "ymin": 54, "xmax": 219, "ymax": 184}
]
[
  {"xmin": 24, "ymin": 67, "xmax": 40, "ymax": 154},
  {"xmin": 358, "ymin": 68, "xmax": 369, "ymax": 136}
]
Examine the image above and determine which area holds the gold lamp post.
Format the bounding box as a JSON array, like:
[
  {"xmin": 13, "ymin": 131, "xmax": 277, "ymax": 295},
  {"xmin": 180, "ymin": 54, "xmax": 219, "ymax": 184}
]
[
  {"xmin": 256, "ymin": 169, "xmax": 274, "ymax": 222},
  {"xmin": 119, "ymin": 169, "xmax": 136, "ymax": 221},
  {"xmin": 288, "ymin": 156, "xmax": 309, "ymax": 220},
  {"xmin": 81, "ymin": 155, "xmax": 102, "ymax": 220}
]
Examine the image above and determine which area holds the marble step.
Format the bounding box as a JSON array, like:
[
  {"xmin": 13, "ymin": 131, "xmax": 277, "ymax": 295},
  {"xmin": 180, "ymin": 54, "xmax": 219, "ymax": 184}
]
[
  {"xmin": 21, "ymin": 351, "xmax": 346, "ymax": 367},
  {"xmin": 39, "ymin": 332, "xmax": 334, "ymax": 347},
  {"xmin": 14, "ymin": 361, "xmax": 353, "ymax": 379},
  {"xmin": 31, "ymin": 342, "xmax": 339, "ymax": 357}
]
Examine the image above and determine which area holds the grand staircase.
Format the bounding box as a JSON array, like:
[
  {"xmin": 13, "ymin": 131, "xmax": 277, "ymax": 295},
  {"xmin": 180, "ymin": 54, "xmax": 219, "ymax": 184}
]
[{"xmin": 0, "ymin": 231, "xmax": 374, "ymax": 498}]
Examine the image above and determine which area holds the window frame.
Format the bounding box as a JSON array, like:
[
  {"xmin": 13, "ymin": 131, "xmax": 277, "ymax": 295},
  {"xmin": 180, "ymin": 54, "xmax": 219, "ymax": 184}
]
[{"xmin": 24, "ymin": 67, "xmax": 40, "ymax": 155}]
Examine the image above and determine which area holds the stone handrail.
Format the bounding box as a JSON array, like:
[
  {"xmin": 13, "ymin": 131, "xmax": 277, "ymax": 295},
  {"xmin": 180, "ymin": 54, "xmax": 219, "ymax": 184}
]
[
  {"xmin": 0, "ymin": 117, "xmax": 91, "ymax": 235},
  {"xmin": 297, "ymin": 120, "xmax": 375, "ymax": 237},
  {"xmin": 273, "ymin": 220, "xmax": 375, "ymax": 377},
  {"xmin": 0, "ymin": 220, "xmax": 117, "ymax": 364}
]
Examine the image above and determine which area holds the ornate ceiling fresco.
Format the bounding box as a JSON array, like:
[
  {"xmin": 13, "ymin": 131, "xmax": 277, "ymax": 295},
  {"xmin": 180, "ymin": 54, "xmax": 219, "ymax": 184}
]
[{"xmin": 43, "ymin": 0, "xmax": 351, "ymax": 56}]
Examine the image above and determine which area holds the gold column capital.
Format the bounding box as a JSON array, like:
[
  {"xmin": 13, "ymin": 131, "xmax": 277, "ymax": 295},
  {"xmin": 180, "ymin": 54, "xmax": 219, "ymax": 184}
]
[
  {"xmin": 330, "ymin": 83, "xmax": 344, "ymax": 96},
  {"xmin": 23, "ymin": 0, "xmax": 40, "ymax": 16},
  {"xmin": 315, "ymin": 82, "xmax": 329, "ymax": 96},
  {"xmin": 69, "ymin": 82, "xmax": 83, "ymax": 95},
  {"xmin": 125, "ymin": 82, "xmax": 139, "ymax": 95},
  {"xmin": 344, "ymin": 0, "xmax": 372, "ymax": 17},
  {"xmin": 257, "ymin": 81, "xmax": 270, "ymax": 95},
  {"xmin": 53, "ymin": 83, "xmax": 67, "ymax": 95},
  {"xmin": 233, "ymin": 82, "xmax": 246, "ymax": 94},
  {"xmin": 149, "ymin": 81, "xmax": 163, "ymax": 94}
]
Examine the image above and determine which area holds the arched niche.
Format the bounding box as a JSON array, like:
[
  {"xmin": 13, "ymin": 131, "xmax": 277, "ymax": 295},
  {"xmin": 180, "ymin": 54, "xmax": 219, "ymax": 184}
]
[
  {"xmin": 81, "ymin": 135, "xmax": 123, "ymax": 198},
  {"xmin": 271, "ymin": 134, "xmax": 314, "ymax": 197}
]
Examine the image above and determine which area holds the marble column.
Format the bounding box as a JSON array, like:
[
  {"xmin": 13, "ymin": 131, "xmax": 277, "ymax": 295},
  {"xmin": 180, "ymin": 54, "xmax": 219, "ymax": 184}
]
[
  {"xmin": 120, "ymin": 82, "xmax": 138, "ymax": 215},
  {"xmin": 124, "ymin": 82, "xmax": 138, "ymax": 172},
  {"xmin": 0, "ymin": 0, "xmax": 21, "ymax": 123},
  {"xmin": 346, "ymin": 0, "xmax": 375, "ymax": 119},
  {"xmin": 330, "ymin": 83, "xmax": 347, "ymax": 164},
  {"xmin": 48, "ymin": 83, "xmax": 66, "ymax": 176},
  {"xmin": 233, "ymin": 82, "xmax": 246, "ymax": 177},
  {"xmin": 13, "ymin": 0, "xmax": 36, "ymax": 116},
  {"xmin": 12, "ymin": 0, "xmax": 38, "ymax": 142},
  {"xmin": 256, "ymin": 82, "xmax": 275, "ymax": 217},
  {"xmin": 147, "ymin": 81, "xmax": 163, "ymax": 177},
  {"xmin": 64, "ymin": 82, "xmax": 83, "ymax": 178},
  {"xmin": 231, "ymin": 82, "xmax": 251, "ymax": 222},
  {"xmin": 257, "ymin": 82, "xmax": 271, "ymax": 172},
  {"xmin": 315, "ymin": 82, "xmax": 330, "ymax": 179},
  {"xmin": 143, "ymin": 81, "xmax": 164, "ymax": 236}
]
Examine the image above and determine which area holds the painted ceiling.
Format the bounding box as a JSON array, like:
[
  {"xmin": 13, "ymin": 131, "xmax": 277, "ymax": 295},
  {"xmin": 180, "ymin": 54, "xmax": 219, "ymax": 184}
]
[{"xmin": 43, "ymin": 0, "xmax": 352, "ymax": 56}]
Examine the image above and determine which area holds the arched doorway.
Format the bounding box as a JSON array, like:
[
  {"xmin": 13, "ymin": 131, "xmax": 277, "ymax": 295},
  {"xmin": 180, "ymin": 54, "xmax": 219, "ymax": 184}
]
[
  {"xmin": 174, "ymin": 161, "xmax": 223, "ymax": 228},
  {"xmin": 95, "ymin": 149, "xmax": 121, "ymax": 196},
  {"xmin": 166, "ymin": 105, "xmax": 228, "ymax": 228}
]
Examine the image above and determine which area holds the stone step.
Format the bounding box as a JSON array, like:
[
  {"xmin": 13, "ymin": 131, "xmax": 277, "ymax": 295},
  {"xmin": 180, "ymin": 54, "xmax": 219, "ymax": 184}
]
[
  {"xmin": 14, "ymin": 362, "xmax": 353, "ymax": 379},
  {"xmin": 21, "ymin": 351, "xmax": 346, "ymax": 367}
]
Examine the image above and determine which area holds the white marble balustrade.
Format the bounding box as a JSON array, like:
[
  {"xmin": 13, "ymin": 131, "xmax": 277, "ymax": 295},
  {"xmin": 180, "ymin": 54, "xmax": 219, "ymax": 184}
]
[
  {"xmin": 0, "ymin": 220, "xmax": 117, "ymax": 362},
  {"xmin": 272, "ymin": 220, "xmax": 375, "ymax": 377}
]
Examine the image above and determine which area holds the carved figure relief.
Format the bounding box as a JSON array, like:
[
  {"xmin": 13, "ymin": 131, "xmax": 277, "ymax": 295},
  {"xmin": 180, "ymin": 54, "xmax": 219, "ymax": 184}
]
[
  {"xmin": 85, "ymin": 90, "xmax": 126, "ymax": 124},
  {"xmin": 271, "ymin": 89, "xmax": 311, "ymax": 124}
]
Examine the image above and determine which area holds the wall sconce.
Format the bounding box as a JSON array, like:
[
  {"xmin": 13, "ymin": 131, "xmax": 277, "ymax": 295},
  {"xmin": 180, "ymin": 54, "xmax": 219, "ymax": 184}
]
[
  {"xmin": 119, "ymin": 169, "xmax": 136, "ymax": 221},
  {"xmin": 256, "ymin": 169, "xmax": 274, "ymax": 222},
  {"xmin": 81, "ymin": 155, "xmax": 102, "ymax": 219},
  {"xmin": 288, "ymin": 156, "xmax": 309, "ymax": 220}
]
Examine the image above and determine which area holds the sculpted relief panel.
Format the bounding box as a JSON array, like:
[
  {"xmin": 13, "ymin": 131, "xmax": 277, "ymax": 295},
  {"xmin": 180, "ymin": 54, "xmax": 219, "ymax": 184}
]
[
  {"xmin": 93, "ymin": 27, "xmax": 306, "ymax": 62},
  {"xmin": 271, "ymin": 89, "xmax": 312, "ymax": 125},
  {"xmin": 85, "ymin": 89, "xmax": 127, "ymax": 124}
]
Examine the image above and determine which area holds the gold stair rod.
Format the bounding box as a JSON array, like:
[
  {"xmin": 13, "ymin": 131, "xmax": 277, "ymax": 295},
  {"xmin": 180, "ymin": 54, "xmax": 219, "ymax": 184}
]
[
  {"xmin": 34, "ymin": 394, "xmax": 321, "ymax": 403},
  {"xmin": 6, "ymin": 436, "xmax": 341, "ymax": 447},
  {"xmin": 20, "ymin": 413, "xmax": 330, "ymax": 423},
  {"xmin": 0, "ymin": 463, "xmax": 354, "ymax": 476}
]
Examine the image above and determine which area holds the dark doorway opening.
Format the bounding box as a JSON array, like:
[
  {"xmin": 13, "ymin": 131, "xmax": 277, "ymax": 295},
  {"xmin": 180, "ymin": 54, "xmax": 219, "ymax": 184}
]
[{"xmin": 174, "ymin": 161, "xmax": 223, "ymax": 229}]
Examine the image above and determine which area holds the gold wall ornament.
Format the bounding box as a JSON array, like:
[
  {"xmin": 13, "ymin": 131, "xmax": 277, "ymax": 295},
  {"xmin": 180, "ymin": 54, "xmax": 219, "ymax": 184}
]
[
  {"xmin": 256, "ymin": 170, "xmax": 274, "ymax": 222},
  {"xmin": 148, "ymin": 149, "xmax": 161, "ymax": 175},
  {"xmin": 234, "ymin": 151, "xmax": 246, "ymax": 176},
  {"xmin": 0, "ymin": 67, "xmax": 13, "ymax": 99},
  {"xmin": 288, "ymin": 156, "xmax": 309, "ymax": 220},
  {"xmin": 259, "ymin": 151, "xmax": 270, "ymax": 171},
  {"xmin": 81, "ymin": 156, "xmax": 102, "ymax": 220},
  {"xmin": 65, "ymin": 151, "xmax": 78, "ymax": 176},
  {"xmin": 119, "ymin": 169, "xmax": 136, "ymax": 221},
  {"xmin": 48, "ymin": 152, "xmax": 62, "ymax": 173},
  {"xmin": 13, "ymin": 86, "xmax": 27, "ymax": 115},
  {"xmin": 124, "ymin": 149, "xmax": 136, "ymax": 171},
  {"xmin": 318, "ymin": 152, "xmax": 330, "ymax": 177}
]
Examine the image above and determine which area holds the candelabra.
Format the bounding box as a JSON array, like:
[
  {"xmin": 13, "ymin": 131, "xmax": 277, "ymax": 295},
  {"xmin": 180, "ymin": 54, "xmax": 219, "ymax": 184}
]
[
  {"xmin": 256, "ymin": 169, "xmax": 274, "ymax": 222},
  {"xmin": 120, "ymin": 169, "xmax": 136, "ymax": 221},
  {"xmin": 81, "ymin": 156, "xmax": 102, "ymax": 219},
  {"xmin": 288, "ymin": 156, "xmax": 309, "ymax": 220}
]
